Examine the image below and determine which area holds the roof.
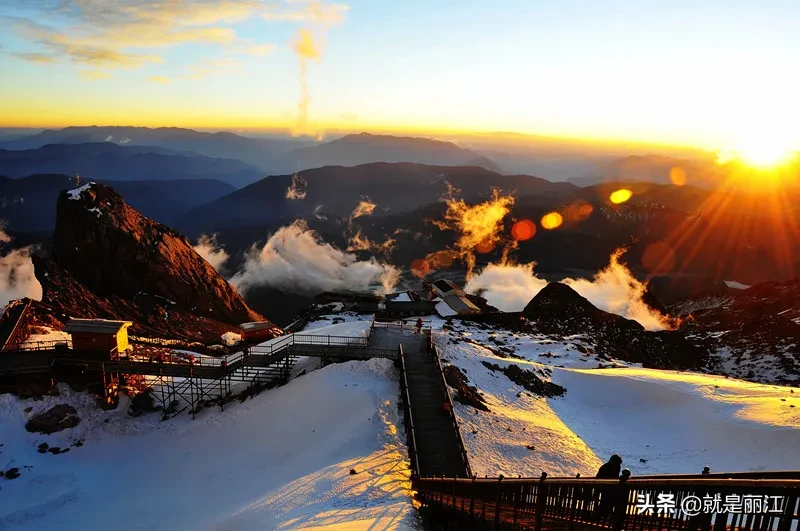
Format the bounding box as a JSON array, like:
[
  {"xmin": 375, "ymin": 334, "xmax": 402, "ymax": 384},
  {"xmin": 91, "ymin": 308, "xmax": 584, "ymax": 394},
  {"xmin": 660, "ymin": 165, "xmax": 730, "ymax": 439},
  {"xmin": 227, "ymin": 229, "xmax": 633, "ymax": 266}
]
[
  {"xmin": 443, "ymin": 294, "xmax": 480, "ymax": 314},
  {"xmin": 384, "ymin": 301, "xmax": 436, "ymax": 312},
  {"xmin": 433, "ymin": 279, "xmax": 457, "ymax": 293},
  {"xmin": 64, "ymin": 319, "xmax": 132, "ymax": 334},
  {"xmin": 240, "ymin": 321, "xmax": 276, "ymax": 331}
]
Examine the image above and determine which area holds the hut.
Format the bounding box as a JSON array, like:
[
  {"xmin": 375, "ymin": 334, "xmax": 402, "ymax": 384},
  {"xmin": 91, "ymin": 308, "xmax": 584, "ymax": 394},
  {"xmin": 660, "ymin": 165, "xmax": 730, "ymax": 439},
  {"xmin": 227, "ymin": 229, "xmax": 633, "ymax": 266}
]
[
  {"xmin": 239, "ymin": 321, "xmax": 277, "ymax": 342},
  {"xmin": 64, "ymin": 319, "xmax": 133, "ymax": 359}
]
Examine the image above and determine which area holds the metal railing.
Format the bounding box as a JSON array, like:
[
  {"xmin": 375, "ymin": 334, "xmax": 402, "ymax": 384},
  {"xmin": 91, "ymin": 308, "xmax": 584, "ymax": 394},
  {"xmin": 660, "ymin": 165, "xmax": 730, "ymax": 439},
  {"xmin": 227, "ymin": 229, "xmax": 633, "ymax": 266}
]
[
  {"xmin": 398, "ymin": 343, "xmax": 421, "ymax": 478},
  {"xmin": 249, "ymin": 334, "xmax": 370, "ymax": 356},
  {"xmin": 415, "ymin": 474, "xmax": 800, "ymax": 531},
  {"xmin": 431, "ymin": 344, "xmax": 472, "ymax": 478},
  {"xmin": 6, "ymin": 339, "xmax": 72, "ymax": 352}
]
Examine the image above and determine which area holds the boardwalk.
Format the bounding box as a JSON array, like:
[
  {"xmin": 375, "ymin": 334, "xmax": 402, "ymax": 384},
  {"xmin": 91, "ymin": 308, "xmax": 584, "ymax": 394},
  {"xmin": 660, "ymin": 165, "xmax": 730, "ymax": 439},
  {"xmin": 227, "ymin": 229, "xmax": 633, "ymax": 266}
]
[{"xmin": 375, "ymin": 323, "xmax": 471, "ymax": 478}]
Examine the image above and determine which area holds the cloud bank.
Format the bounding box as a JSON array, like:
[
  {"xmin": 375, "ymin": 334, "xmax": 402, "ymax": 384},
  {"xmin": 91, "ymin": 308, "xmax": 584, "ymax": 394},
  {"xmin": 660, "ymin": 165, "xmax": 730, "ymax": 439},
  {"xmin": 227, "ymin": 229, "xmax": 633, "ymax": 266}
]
[
  {"xmin": 231, "ymin": 221, "xmax": 398, "ymax": 296},
  {"xmin": 466, "ymin": 250, "xmax": 672, "ymax": 331}
]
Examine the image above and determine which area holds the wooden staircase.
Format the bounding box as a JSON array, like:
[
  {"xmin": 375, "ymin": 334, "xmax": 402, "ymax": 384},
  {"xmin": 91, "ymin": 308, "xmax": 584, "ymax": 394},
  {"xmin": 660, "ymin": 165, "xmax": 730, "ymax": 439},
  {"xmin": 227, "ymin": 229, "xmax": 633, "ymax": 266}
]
[{"xmin": 397, "ymin": 331, "xmax": 469, "ymax": 479}]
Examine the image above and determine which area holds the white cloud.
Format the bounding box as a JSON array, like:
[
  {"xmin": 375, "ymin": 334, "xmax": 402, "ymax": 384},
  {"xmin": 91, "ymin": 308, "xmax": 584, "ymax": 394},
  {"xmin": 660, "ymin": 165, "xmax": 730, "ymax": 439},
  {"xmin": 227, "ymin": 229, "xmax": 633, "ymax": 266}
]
[
  {"xmin": 193, "ymin": 234, "xmax": 230, "ymax": 273},
  {"xmin": 231, "ymin": 220, "xmax": 398, "ymax": 295}
]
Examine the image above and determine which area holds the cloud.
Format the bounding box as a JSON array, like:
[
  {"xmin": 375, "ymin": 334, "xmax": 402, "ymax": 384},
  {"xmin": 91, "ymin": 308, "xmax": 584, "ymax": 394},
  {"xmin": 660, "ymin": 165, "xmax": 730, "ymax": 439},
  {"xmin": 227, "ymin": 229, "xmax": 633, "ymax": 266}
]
[
  {"xmin": 184, "ymin": 57, "xmax": 239, "ymax": 79},
  {"xmin": 4, "ymin": 1, "xmax": 343, "ymax": 71},
  {"xmin": 231, "ymin": 42, "xmax": 278, "ymax": 56},
  {"xmin": 230, "ymin": 220, "xmax": 398, "ymax": 296},
  {"xmin": 0, "ymin": 224, "xmax": 43, "ymax": 310},
  {"xmin": 148, "ymin": 75, "xmax": 170, "ymax": 84},
  {"xmin": 193, "ymin": 234, "xmax": 229, "ymax": 273},
  {"xmin": 465, "ymin": 250, "xmax": 673, "ymax": 331},
  {"xmin": 286, "ymin": 173, "xmax": 308, "ymax": 199},
  {"xmin": 12, "ymin": 52, "xmax": 55, "ymax": 63},
  {"xmin": 262, "ymin": 1, "xmax": 350, "ymax": 23},
  {"xmin": 289, "ymin": 1, "xmax": 348, "ymax": 137},
  {"xmin": 79, "ymin": 69, "xmax": 111, "ymax": 79}
]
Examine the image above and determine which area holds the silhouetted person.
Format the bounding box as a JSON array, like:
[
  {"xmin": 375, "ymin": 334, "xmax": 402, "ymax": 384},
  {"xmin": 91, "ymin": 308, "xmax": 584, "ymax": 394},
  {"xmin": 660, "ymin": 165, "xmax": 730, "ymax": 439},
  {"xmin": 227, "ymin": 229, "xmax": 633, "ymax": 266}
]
[
  {"xmin": 595, "ymin": 455, "xmax": 623, "ymax": 519},
  {"xmin": 596, "ymin": 454, "xmax": 622, "ymax": 478},
  {"xmin": 415, "ymin": 317, "xmax": 424, "ymax": 334}
]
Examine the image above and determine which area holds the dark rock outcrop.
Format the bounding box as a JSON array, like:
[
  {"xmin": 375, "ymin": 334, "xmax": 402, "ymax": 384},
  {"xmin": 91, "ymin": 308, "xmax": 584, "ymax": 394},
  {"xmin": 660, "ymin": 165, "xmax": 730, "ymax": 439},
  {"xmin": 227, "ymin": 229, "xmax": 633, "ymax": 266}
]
[
  {"xmin": 522, "ymin": 282, "xmax": 706, "ymax": 370},
  {"xmin": 443, "ymin": 364, "xmax": 490, "ymax": 411},
  {"xmin": 482, "ymin": 362, "xmax": 566, "ymax": 398},
  {"xmin": 25, "ymin": 404, "xmax": 80, "ymax": 434},
  {"xmin": 51, "ymin": 183, "xmax": 261, "ymax": 325}
]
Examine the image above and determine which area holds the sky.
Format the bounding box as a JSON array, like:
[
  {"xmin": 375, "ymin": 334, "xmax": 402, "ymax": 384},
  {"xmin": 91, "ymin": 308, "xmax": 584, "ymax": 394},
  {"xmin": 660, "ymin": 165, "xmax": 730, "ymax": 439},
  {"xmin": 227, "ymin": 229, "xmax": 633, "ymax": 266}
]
[{"xmin": 0, "ymin": 0, "xmax": 798, "ymax": 150}]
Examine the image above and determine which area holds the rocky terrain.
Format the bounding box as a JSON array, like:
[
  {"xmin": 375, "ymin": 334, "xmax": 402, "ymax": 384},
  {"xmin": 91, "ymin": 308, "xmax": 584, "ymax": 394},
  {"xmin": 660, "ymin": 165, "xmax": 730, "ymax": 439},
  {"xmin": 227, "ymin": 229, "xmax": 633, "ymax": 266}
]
[
  {"xmin": 20, "ymin": 183, "xmax": 279, "ymax": 343},
  {"xmin": 521, "ymin": 282, "xmax": 706, "ymax": 370}
]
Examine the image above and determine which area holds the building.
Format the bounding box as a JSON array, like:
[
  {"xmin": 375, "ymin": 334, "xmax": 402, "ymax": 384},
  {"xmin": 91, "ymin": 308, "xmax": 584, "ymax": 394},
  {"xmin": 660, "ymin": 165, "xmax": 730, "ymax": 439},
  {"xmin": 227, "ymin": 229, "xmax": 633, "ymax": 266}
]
[
  {"xmin": 441, "ymin": 294, "xmax": 480, "ymax": 315},
  {"xmin": 239, "ymin": 321, "xmax": 278, "ymax": 342},
  {"xmin": 431, "ymin": 279, "xmax": 463, "ymax": 299},
  {"xmin": 429, "ymin": 279, "xmax": 481, "ymax": 316},
  {"xmin": 379, "ymin": 300, "xmax": 437, "ymax": 319},
  {"xmin": 64, "ymin": 319, "xmax": 133, "ymax": 359}
]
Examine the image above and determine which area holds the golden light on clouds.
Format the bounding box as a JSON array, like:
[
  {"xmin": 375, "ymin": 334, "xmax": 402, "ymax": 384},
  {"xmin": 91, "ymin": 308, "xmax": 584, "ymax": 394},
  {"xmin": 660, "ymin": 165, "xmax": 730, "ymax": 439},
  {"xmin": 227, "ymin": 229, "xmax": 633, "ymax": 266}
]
[{"xmin": 609, "ymin": 189, "xmax": 633, "ymax": 204}]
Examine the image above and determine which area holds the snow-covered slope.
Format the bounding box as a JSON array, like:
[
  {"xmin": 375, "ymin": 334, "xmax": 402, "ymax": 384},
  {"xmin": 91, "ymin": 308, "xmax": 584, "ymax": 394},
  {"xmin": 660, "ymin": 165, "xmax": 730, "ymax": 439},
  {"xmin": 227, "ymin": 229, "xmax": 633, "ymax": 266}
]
[
  {"xmin": 0, "ymin": 359, "xmax": 418, "ymax": 530},
  {"xmin": 435, "ymin": 320, "xmax": 800, "ymax": 478}
]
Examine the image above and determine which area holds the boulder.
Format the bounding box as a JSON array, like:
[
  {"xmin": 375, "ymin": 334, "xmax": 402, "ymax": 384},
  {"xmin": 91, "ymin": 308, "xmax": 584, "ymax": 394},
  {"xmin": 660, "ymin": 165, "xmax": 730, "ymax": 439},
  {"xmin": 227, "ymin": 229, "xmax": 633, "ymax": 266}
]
[{"xmin": 25, "ymin": 404, "xmax": 81, "ymax": 434}]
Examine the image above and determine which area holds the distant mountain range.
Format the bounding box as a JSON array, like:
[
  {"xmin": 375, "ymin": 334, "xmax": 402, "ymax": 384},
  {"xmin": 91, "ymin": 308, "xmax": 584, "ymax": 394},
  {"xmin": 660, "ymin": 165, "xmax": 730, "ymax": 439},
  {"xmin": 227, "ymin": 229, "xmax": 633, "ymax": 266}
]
[
  {"xmin": 268, "ymin": 132, "xmax": 500, "ymax": 173},
  {"xmin": 178, "ymin": 162, "xmax": 574, "ymax": 235},
  {"xmin": 0, "ymin": 126, "xmax": 310, "ymax": 170},
  {"xmin": 0, "ymin": 127, "xmax": 505, "ymax": 177},
  {"xmin": 0, "ymin": 174, "xmax": 235, "ymax": 231},
  {"xmin": 0, "ymin": 143, "xmax": 264, "ymax": 188}
]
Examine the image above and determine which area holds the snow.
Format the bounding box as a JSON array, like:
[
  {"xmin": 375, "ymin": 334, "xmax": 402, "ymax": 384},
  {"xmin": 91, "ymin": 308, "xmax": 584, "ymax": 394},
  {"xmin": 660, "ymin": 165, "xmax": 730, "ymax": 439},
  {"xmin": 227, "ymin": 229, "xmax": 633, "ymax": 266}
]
[
  {"xmin": 724, "ymin": 280, "xmax": 751, "ymax": 290},
  {"xmin": 301, "ymin": 312, "xmax": 373, "ymax": 332},
  {"xmin": 87, "ymin": 207, "xmax": 102, "ymax": 217},
  {"xmin": 220, "ymin": 331, "xmax": 241, "ymax": 346},
  {"xmin": 0, "ymin": 359, "xmax": 419, "ymax": 530},
  {"xmin": 435, "ymin": 300, "xmax": 456, "ymax": 317},
  {"xmin": 21, "ymin": 327, "xmax": 71, "ymax": 346},
  {"xmin": 392, "ymin": 293, "xmax": 412, "ymax": 302},
  {"xmin": 66, "ymin": 183, "xmax": 93, "ymax": 200},
  {"xmin": 434, "ymin": 321, "xmax": 800, "ymax": 478}
]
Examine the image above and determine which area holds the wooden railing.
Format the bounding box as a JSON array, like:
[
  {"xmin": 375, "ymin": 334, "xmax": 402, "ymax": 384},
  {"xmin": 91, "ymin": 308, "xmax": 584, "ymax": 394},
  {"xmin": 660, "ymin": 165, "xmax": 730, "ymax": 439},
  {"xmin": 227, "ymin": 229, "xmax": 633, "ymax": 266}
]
[
  {"xmin": 398, "ymin": 344, "xmax": 421, "ymax": 478},
  {"xmin": 415, "ymin": 473, "xmax": 800, "ymax": 531},
  {"xmin": 431, "ymin": 344, "xmax": 472, "ymax": 478}
]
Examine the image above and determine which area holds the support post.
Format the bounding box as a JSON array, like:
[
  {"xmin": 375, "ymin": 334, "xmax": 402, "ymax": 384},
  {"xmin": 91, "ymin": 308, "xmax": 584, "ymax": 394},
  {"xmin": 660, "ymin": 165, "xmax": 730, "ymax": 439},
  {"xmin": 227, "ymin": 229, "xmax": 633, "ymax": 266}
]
[
  {"xmin": 534, "ymin": 472, "xmax": 548, "ymax": 531},
  {"xmin": 612, "ymin": 470, "xmax": 631, "ymax": 531},
  {"xmin": 494, "ymin": 475, "xmax": 504, "ymax": 526}
]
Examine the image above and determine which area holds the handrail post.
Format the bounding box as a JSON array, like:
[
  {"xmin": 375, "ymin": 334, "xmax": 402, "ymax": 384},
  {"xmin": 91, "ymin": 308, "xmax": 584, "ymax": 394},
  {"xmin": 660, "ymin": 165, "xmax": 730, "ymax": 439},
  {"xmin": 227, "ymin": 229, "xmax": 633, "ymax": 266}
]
[
  {"xmin": 534, "ymin": 472, "xmax": 548, "ymax": 531},
  {"xmin": 777, "ymin": 495, "xmax": 798, "ymax": 531},
  {"xmin": 470, "ymin": 475, "xmax": 476, "ymax": 522},
  {"xmin": 494, "ymin": 475, "xmax": 504, "ymax": 526},
  {"xmin": 612, "ymin": 470, "xmax": 631, "ymax": 531}
]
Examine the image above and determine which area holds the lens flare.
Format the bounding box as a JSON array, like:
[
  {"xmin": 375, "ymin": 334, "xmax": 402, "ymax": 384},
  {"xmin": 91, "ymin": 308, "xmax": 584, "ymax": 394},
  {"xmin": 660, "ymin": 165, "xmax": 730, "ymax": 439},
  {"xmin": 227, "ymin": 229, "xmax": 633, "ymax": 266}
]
[
  {"xmin": 540, "ymin": 212, "xmax": 563, "ymax": 230},
  {"xmin": 609, "ymin": 189, "xmax": 633, "ymax": 204},
  {"xmin": 641, "ymin": 242, "xmax": 676, "ymax": 274},
  {"xmin": 669, "ymin": 167, "xmax": 687, "ymax": 186},
  {"xmin": 511, "ymin": 219, "xmax": 537, "ymax": 241}
]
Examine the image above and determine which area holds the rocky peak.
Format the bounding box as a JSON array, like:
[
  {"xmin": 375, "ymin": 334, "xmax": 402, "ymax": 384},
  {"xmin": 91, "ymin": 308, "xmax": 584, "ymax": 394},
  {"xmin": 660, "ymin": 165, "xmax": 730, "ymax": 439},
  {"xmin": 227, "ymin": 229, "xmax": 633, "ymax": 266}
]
[
  {"xmin": 50, "ymin": 182, "xmax": 264, "ymax": 326},
  {"xmin": 522, "ymin": 282, "xmax": 704, "ymax": 370}
]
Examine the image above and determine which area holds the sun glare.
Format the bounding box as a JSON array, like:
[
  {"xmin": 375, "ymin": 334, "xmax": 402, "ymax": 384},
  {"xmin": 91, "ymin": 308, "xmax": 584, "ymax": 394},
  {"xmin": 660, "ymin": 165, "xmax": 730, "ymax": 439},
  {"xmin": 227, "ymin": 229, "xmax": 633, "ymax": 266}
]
[{"xmin": 720, "ymin": 130, "xmax": 799, "ymax": 169}]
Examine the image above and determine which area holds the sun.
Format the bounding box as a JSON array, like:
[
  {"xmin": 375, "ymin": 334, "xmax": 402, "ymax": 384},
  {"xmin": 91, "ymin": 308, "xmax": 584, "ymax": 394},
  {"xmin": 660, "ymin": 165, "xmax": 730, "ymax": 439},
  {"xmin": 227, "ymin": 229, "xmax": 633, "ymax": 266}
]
[
  {"xmin": 737, "ymin": 141, "xmax": 795, "ymax": 168},
  {"xmin": 720, "ymin": 129, "xmax": 798, "ymax": 169}
]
